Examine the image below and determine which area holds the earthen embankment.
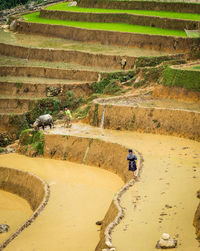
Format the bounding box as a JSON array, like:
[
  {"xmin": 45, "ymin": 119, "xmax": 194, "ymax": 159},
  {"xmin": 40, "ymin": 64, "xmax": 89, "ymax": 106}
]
[{"xmin": 79, "ymin": 0, "xmax": 200, "ymax": 14}]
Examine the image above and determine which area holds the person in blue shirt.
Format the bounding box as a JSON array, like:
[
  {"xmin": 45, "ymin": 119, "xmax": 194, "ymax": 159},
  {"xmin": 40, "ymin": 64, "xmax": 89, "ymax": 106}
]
[{"xmin": 127, "ymin": 149, "xmax": 137, "ymax": 176}]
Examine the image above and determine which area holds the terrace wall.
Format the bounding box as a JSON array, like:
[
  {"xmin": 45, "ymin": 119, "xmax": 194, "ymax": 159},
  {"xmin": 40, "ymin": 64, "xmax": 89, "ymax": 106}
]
[
  {"xmin": 87, "ymin": 100, "xmax": 200, "ymax": 141},
  {"xmin": 0, "ymin": 65, "xmax": 99, "ymax": 81},
  {"xmin": 0, "ymin": 43, "xmax": 185, "ymax": 70},
  {"xmin": 79, "ymin": 0, "xmax": 200, "ymax": 14}
]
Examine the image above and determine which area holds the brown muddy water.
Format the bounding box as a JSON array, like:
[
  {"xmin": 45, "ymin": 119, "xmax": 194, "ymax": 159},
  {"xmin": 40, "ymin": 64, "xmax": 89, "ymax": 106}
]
[
  {"xmin": 0, "ymin": 28, "xmax": 166, "ymax": 56},
  {"xmin": 49, "ymin": 123, "xmax": 200, "ymax": 250},
  {"xmin": 0, "ymin": 190, "xmax": 32, "ymax": 244},
  {"xmin": 0, "ymin": 154, "xmax": 123, "ymax": 251}
]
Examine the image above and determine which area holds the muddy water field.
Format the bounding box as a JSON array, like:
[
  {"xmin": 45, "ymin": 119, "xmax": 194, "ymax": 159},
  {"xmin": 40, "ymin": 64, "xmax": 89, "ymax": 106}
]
[
  {"xmin": 50, "ymin": 124, "xmax": 200, "ymax": 250},
  {"xmin": 0, "ymin": 154, "xmax": 123, "ymax": 251}
]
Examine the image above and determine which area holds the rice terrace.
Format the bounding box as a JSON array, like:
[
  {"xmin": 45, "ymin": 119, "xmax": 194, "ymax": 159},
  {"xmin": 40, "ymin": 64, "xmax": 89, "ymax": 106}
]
[{"xmin": 0, "ymin": 0, "xmax": 200, "ymax": 250}]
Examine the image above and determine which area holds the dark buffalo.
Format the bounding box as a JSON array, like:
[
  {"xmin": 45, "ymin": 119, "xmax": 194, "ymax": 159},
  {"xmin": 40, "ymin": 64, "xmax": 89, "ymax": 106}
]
[{"xmin": 33, "ymin": 114, "xmax": 53, "ymax": 130}]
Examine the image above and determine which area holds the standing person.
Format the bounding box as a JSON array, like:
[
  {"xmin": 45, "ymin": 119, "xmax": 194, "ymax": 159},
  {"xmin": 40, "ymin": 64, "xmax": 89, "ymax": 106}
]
[
  {"xmin": 127, "ymin": 149, "xmax": 137, "ymax": 176},
  {"xmin": 64, "ymin": 107, "xmax": 72, "ymax": 128}
]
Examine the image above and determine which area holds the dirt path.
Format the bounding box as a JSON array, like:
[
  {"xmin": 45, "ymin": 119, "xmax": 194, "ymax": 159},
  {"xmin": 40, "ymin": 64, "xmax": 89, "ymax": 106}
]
[
  {"xmin": 49, "ymin": 123, "xmax": 200, "ymax": 250},
  {"xmin": 0, "ymin": 154, "xmax": 123, "ymax": 251}
]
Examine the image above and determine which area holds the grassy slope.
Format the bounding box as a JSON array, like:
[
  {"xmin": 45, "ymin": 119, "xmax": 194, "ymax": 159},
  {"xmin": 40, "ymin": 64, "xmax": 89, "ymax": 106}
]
[
  {"xmin": 162, "ymin": 66, "xmax": 200, "ymax": 91},
  {"xmin": 23, "ymin": 12, "xmax": 186, "ymax": 37},
  {"xmin": 46, "ymin": 3, "xmax": 200, "ymax": 21}
]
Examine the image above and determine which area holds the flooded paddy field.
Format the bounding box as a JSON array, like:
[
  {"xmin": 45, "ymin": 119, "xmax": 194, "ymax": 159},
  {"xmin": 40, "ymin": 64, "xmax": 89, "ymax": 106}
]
[
  {"xmin": 0, "ymin": 154, "xmax": 123, "ymax": 251},
  {"xmin": 0, "ymin": 28, "xmax": 167, "ymax": 57},
  {"xmin": 49, "ymin": 123, "xmax": 200, "ymax": 251},
  {"xmin": 0, "ymin": 190, "xmax": 32, "ymax": 244}
]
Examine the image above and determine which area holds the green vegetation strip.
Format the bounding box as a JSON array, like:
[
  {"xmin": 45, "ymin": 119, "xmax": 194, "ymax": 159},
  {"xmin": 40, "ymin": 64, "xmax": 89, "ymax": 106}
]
[
  {"xmin": 23, "ymin": 12, "xmax": 186, "ymax": 37},
  {"xmin": 161, "ymin": 66, "xmax": 200, "ymax": 91},
  {"xmin": 193, "ymin": 65, "xmax": 200, "ymax": 70},
  {"xmin": 46, "ymin": 3, "xmax": 200, "ymax": 21}
]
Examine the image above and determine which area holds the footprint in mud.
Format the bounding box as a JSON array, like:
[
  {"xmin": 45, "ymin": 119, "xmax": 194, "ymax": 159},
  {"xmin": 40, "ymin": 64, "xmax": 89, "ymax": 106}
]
[
  {"xmin": 160, "ymin": 213, "xmax": 167, "ymax": 216},
  {"xmin": 182, "ymin": 147, "xmax": 189, "ymax": 150},
  {"xmin": 165, "ymin": 204, "xmax": 173, "ymax": 209}
]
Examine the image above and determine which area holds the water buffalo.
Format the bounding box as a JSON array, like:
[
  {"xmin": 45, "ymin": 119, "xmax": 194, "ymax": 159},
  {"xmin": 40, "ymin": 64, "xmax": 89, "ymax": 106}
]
[{"xmin": 33, "ymin": 114, "xmax": 53, "ymax": 130}]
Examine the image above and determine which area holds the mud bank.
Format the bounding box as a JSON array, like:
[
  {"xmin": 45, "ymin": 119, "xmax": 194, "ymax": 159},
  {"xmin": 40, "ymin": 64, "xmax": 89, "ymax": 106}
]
[
  {"xmin": 40, "ymin": 9, "xmax": 200, "ymax": 31},
  {"xmin": 0, "ymin": 66, "xmax": 99, "ymax": 82},
  {"xmin": 79, "ymin": 0, "xmax": 200, "ymax": 14},
  {"xmin": 87, "ymin": 99, "xmax": 200, "ymax": 141},
  {"xmin": 14, "ymin": 21, "xmax": 200, "ymax": 53},
  {"xmin": 0, "ymin": 166, "xmax": 49, "ymax": 250}
]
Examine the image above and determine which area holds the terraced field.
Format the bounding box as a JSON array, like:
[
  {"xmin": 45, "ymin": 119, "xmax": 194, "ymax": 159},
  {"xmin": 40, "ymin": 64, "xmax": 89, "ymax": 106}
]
[
  {"xmin": 46, "ymin": 3, "xmax": 200, "ymax": 21},
  {"xmin": 0, "ymin": 0, "xmax": 200, "ymax": 250}
]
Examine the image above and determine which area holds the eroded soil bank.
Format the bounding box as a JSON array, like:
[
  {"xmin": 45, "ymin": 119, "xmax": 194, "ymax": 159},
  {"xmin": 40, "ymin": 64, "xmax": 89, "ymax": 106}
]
[
  {"xmin": 0, "ymin": 154, "xmax": 123, "ymax": 251},
  {"xmin": 49, "ymin": 123, "xmax": 200, "ymax": 250},
  {"xmin": 0, "ymin": 190, "xmax": 32, "ymax": 244}
]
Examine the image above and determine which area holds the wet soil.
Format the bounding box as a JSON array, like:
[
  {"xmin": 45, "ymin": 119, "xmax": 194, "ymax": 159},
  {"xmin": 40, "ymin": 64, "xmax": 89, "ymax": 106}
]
[
  {"xmin": 0, "ymin": 190, "xmax": 32, "ymax": 244},
  {"xmin": 0, "ymin": 154, "xmax": 123, "ymax": 251},
  {"xmin": 0, "ymin": 28, "xmax": 166, "ymax": 57},
  {"xmin": 49, "ymin": 123, "xmax": 200, "ymax": 251}
]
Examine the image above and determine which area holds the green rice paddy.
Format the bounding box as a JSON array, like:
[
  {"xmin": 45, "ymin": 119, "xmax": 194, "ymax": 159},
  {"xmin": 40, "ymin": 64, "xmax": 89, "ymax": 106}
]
[
  {"xmin": 46, "ymin": 3, "xmax": 200, "ymax": 21},
  {"xmin": 23, "ymin": 12, "xmax": 187, "ymax": 37}
]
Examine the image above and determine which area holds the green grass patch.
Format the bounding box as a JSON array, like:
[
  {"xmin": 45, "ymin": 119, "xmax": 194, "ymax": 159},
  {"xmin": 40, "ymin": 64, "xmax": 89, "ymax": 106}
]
[
  {"xmin": 193, "ymin": 65, "xmax": 200, "ymax": 70},
  {"xmin": 20, "ymin": 129, "xmax": 44, "ymax": 155},
  {"xmin": 23, "ymin": 12, "xmax": 187, "ymax": 37},
  {"xmin": 161, "ymin": 66, "xmax": 200, "ymax": 91},
  {"xmin": 46, "ymin": 3, "xmax": 200, "ymax": 21},
  {"xmin": 0, "ymin": 147, "xmax": 5, "ymax": 153}
]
